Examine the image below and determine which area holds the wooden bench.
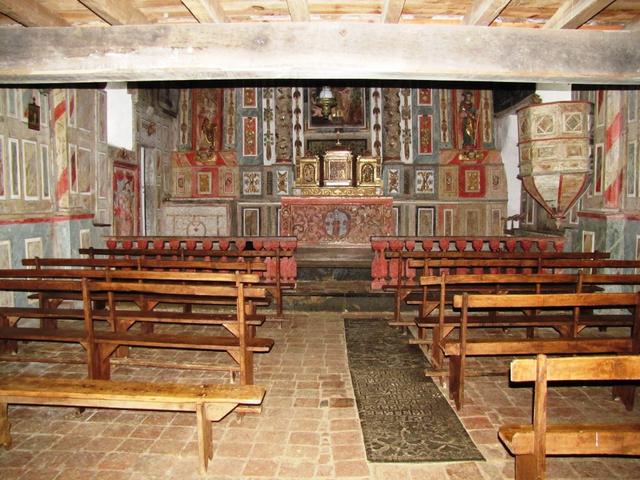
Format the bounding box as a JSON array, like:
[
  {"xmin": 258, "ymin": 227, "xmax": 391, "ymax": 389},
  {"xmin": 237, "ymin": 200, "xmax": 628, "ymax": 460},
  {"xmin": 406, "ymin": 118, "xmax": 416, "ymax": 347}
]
[
  {"xmin": 0, "ymin": 273, "xmax": 273, "ymax": 384},
  {"xmin": 499, "ymin": 354, "xmax": 640, "ymax": 480},
  {"xmin": 412, "ymin": 272, "xmax": 640, "ymax": 368},
  {"xmin": 445, "ymin": 292, "xmax": 640, "ymax": 409},
  {"xmin": 80, "ymin": 247, "xmax": 296, "ymax": 320},
  {"xmin": 384, "ymin": 254, "xmax": 620, "ymax": 327},
  {"xmin": 410, "ymin": 272, "xmax": 584, "ymax": 368},
  {"xmin": 0, "ymin": 375, "xmax": 265, "ymax": 474}
]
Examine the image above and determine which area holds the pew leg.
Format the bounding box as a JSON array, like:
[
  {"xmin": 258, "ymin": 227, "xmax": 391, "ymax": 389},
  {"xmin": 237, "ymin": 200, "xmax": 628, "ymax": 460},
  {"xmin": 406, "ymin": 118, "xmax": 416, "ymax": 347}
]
[
  {"xmin": 0, "ymin": 402, "xmax": 11, "ymax": 449},
  {"xmin": 41, "ymin": 318, "xmax": 57, "ymax": 331},
  {"xmin": 612, "ymin": 385, "xmax": 636, "ymax": 411},
  {"xmin": 196, "ymin": 402, "xmax": 212, "ymax": 475},
  {"xmin": 449, "ymin": 355, "xmax": 462, "ymax": 409},
  {"xmin": 197, "ymin": 402, "xmax": 236, "ymax": 474},
  {"xmin": 514, "ymin": 453, "xmax": 538, "ymax": 480},
  {"xmin": 431, "ymin": 326, "xmax": 443, "ymax": 369}
]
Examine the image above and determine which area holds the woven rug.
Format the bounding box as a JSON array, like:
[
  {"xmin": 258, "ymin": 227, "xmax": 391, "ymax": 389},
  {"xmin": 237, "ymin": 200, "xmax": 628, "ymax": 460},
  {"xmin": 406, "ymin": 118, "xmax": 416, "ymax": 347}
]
[{"xmin": 344, "ymin": 318, "xmax": 483, "ymax": 462}]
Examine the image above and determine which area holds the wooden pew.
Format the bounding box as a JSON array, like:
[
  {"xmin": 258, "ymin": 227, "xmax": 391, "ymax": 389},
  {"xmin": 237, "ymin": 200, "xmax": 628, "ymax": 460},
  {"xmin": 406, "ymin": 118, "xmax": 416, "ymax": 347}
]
[
  {"xmin": 0, "ymin": 273, "xmax": 273, "ymax": 384},
  {"xmin": 411, "ymin": 273, "xmax": 583, "ymax": 368},
  {"xmin": 0, "ymin": 375, "xmax": 265, "ymax": 474},
  {"xmin": 445, "ymin": 292, "xmax": 640, "ymax": 409},
  {"xmin": 385, "ymin": 253, "xmax": 620, "ymax": 327},
  {"xmin": 23, "ymin": 256, "xmax": 268, "ymax": 275},
  {"xmin": 80, "ymin": 247, "xmax": 295, "ymax": 320},
  {"xmin": 499, "ymin": 354, "xmax": 640, "ymax": 480}
]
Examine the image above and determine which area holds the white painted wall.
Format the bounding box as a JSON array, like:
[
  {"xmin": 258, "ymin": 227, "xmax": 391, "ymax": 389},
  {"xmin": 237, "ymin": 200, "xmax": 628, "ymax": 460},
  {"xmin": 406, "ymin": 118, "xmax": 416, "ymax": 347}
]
[
  {"xmin": 495, "ymin": 114, "xmax": 521, "ymax": 222},
  {"xmin": 106, "ymin": 83, "xmax": 133, "ymax": 150},
  {"xmin": 495, "ymin": 83, "xmax": 573, "ymax": 226}
]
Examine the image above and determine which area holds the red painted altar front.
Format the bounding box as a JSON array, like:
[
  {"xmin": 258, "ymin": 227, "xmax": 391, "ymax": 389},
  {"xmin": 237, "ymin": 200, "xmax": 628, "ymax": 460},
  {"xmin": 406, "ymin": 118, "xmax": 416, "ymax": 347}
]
[{"xmin": 280, "ymin": 197, "xmax": 394, "ymax": 245}]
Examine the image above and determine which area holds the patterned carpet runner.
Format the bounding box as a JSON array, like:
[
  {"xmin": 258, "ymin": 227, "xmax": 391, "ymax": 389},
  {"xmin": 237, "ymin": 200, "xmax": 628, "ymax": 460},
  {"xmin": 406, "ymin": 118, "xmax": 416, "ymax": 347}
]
[{"xmin": 344, "ymin": 318, "xmax": 483, "ymax": 462}]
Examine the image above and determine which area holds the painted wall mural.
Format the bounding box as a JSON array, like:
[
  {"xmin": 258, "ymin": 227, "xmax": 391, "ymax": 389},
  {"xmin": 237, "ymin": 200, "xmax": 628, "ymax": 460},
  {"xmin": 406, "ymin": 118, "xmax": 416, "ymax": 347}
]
[{"xmin": 113, "ymin": 162, "xmax": 139, "ymax": 236}]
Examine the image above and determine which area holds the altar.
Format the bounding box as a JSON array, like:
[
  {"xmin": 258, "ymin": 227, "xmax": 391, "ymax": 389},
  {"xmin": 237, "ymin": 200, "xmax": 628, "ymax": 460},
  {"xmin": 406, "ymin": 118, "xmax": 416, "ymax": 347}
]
[{"xmin": 280, "ymin": 196, "xmax": 394, "ymax": 245}]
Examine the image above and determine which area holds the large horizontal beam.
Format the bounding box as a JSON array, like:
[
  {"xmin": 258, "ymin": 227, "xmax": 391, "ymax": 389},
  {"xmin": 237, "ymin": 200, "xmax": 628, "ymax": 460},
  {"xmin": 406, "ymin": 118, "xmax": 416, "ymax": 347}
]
[{"xmin": 0, "ymin": 22, "xmax": 638, "ymax": 84}]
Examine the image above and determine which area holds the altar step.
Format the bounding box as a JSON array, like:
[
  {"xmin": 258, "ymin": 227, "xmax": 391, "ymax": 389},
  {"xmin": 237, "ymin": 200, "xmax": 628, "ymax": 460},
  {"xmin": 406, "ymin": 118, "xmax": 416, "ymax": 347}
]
[{"xmin": 283, "ymin": 245, "xmax": 398, "ymax": 313}]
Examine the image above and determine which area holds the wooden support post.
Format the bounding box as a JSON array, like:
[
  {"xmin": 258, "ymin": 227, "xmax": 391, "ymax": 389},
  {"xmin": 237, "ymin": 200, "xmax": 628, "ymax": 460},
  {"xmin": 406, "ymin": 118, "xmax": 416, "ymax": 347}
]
[{"xmin": 0, "ymin": 402, "xmax": 10, "ymax": 448}]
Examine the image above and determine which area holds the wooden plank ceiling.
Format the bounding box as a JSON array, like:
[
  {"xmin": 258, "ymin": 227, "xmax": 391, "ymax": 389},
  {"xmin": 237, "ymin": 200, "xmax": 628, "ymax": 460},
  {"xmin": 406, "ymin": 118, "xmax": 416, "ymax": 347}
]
[
  {"xmin": 0, "ymin": 1, "xmax": 638, "ymax": 84},
  {"xmin": 0, "ymin": 0, "xmax": 638, "ymax": 29}
]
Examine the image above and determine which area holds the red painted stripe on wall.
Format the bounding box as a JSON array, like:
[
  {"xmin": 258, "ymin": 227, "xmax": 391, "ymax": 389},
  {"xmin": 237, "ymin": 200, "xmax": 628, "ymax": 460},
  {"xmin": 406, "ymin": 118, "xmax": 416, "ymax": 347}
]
[
  {"xmin": 53, "ymin": 100, "xmax": 66, "ymax": 122},
  {"xmin": 55, "ymin": 166, "xmax": 69, "ymax": 200},
  {"xmin": 0, "ymin": 213, "xmax": 93, "ymax": 226},
  {"xmin": 605, "ymin": 112, "xmax": 622, "ymax": 151},
  {"xmin": 603, "ymin": 170, "xmax": 623, "ymax": 206}
]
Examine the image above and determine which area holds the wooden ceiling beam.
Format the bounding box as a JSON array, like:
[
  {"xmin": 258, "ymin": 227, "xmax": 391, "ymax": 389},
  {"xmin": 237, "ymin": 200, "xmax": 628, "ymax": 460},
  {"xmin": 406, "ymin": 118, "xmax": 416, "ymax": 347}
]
[
  {"xmin": 78, "ymin": 0, "xmax": 149, "ymax": 25},
  {"xmin": 0, "ymin": 23, "xmax": 637, "ymax": 85},
  {"xmin": 181, "ymin": 0, "xmax": 227, "ymax": 23},
  {"xmin": 0, "ymin": 0, "xmax": 69, "ymax": 27},
  {"xmin": 543, "ymin": 0, "xmax": 615, "ymax": 29},
  {"xmin": 625, "ymin": 15, "xmax": 640, "ymax": 30},
  {"xmin": 382, "ymin": 0, "xmax": 406, "ymax": 23},
  {"xmin": 287, "ymin": 0, "xmax": 309, "ymax": 22},
  {"xmin": 463, "ymin": 0, "xmax": 511, "ymax": 26}
]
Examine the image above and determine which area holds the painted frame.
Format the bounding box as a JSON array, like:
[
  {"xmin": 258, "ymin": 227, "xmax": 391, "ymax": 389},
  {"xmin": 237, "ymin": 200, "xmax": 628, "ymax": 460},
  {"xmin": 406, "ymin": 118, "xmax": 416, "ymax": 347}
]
[
  {"xmin": 0, "ymin": 135, "xmax": 4, "ymax": 198},
  {"xmin": 8, "ymin": 138, "xmax": 20, "ymax": 199},
  {"xmin": 242, "ymin": 207, "xmax": 260, "ymax": 236},
  {"xmin": 113, "ymin": 162, "xmax": 140, "ymax": 237},
  {"xmin": 22, "ymin": 140, "xmax": 39, "ymax": 200},
  {"xmin": 416, "ymin": 206, "xmax": 435, "ymax": 236},
  {"xmin": 307, "ymin": 87, "xmax": 367, "ymax": 130}
]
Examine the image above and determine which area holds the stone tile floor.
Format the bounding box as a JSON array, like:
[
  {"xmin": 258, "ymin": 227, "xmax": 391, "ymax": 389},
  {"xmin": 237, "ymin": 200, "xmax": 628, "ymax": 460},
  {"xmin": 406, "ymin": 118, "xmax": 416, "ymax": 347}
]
[{"xmin": 0, "ymin": 313, "xmax": 639, "ymax": 479}]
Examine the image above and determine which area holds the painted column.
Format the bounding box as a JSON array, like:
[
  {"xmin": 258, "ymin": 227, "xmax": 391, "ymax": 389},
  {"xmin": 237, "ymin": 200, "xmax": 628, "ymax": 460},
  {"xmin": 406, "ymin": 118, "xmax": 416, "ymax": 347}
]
[
  {"xmin": 604, "ymin": 90, "xmax": 624, "ymax": 209},
  {"xmin": 52, "ymin": 88, "xmax": 70, "ymax": 211}
]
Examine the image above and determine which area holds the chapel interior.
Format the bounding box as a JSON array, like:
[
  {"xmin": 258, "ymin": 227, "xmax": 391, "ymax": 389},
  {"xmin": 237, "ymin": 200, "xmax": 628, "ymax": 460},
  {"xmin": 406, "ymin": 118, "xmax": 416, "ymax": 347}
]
[{"xmin": 0, "ymin": 1, "xmax": 640, "ymax": 479}]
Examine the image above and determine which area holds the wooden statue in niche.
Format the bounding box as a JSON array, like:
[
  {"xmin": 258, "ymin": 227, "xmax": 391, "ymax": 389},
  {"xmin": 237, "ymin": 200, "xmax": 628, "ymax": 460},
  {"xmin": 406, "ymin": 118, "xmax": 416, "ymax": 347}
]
[
  {"xmin": 193, "ymin": 89, "xmax": 224, "ymax": 161},
  {"xmin": 459, "ymin": 90, "xmax": 477, "ymax": 148}
]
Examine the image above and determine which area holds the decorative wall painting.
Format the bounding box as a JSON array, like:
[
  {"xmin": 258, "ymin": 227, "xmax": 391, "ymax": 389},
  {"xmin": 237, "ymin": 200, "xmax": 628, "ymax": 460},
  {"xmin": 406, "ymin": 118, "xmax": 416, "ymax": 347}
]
[
  {"xmin": 242, "ymin": 207, "xmax": 260, "ymax": 236},
  {"xmin": 6, "ymin": 89, "xmax": 18, "ymax": 118},
  {"xmin": 242, "ymin": 171, "xmax": 261, "ymax": 195},
  {"xmin": 242, "ymin": 116, "xmax": 257, "ymax": 156},
  {"xmin": 387, "ymin": 169, "xmax": 399, "ymax": 194},
  {"xmin": 197, "ymin": 171, "xmax": 212, "ymax": 195},
  {"xmin": 69, "ymin": 144, "xmax": 78, "ymax": 193},
  {"xmin": 22, "ymin": 140, "xmax": 38, "ymax": 200},
  {"xmin": 308, "ymin": 87, "xmax": 366, "ymax": 129},
  {"xmin": 40, "ymin": 145, "xmax": 50, "ymax": 199},
  {"xmin": 243, "ymin": 88, "xmax": 257, "ymax": 108},
  {"xmin": 491, "ymin": 208, "xmax": 502, "ymax": 235},
  {"xmin": 417, "ymin": 89, "xmax": 432, "ymax": 106},
  {"xmin": 219, "ymin": 167, "xmax": 236, "ymax": 196},
  {"xmin": 276, "ymin": 169, "xmax": 289, "ymax": 195},
  {"xmin": 443, "ymin": 208, "xmax": 453, "ymax": 236},
  {"xmin": 418, "ymin": 114, "xmax": 433, "ymax": 154},
  {"xmin": 113, "ymin": 162, "xmax": 139, "ymax": 236},
  {"xmin": 415, "ymin": 169, "xmax": 435, "ymax": 194},
  {"xmin": 416, "ymin": 207, "xmax": 435, "ymax": 236},
  {"xmin": 9, "ymin": 138, "xmax": 20, "ymax": 198},
  {"xmin": 0, "ymin": 136, "xmax": 4, "ymax": 198},
  {"xmin": 465, "ymin": 209, "xmax": 480, "ymax": 235},
  {"xmin": 77, "ymin": 147, "xmax": 92, "ymax": 193},
  {"xmin": 193, "ymin": 88, "xmax": 223, "ymax": 156}
]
